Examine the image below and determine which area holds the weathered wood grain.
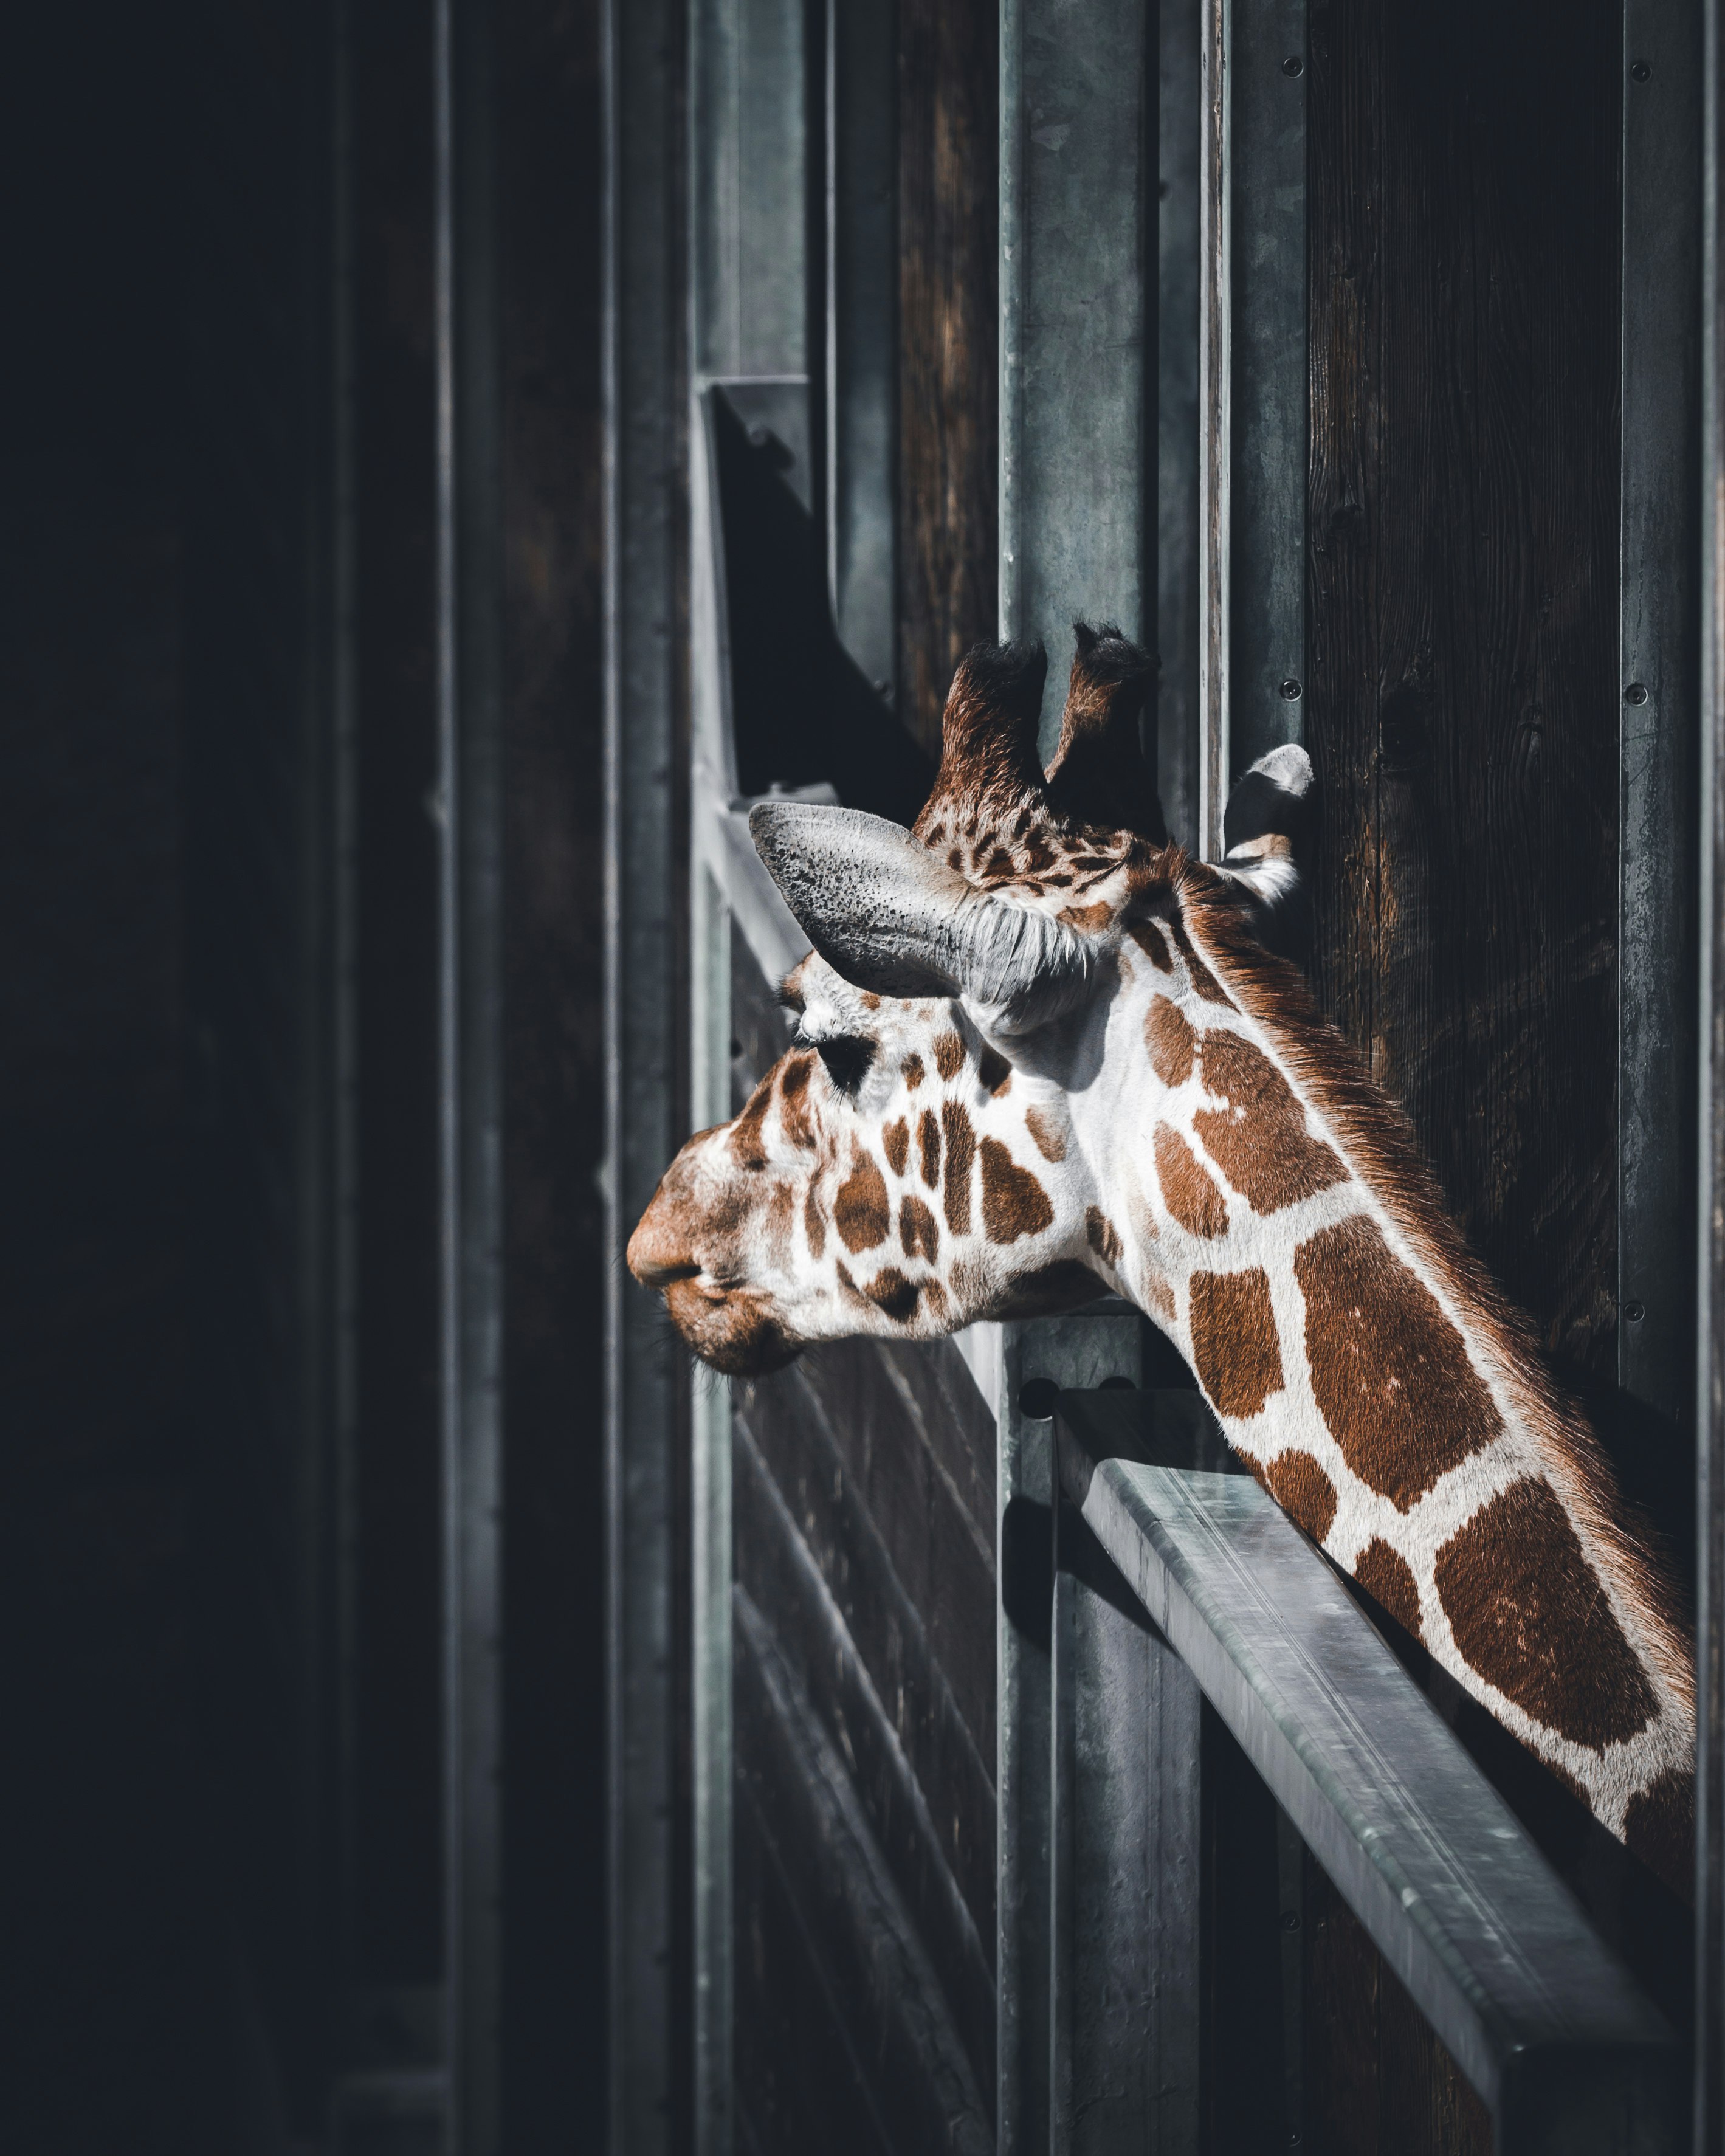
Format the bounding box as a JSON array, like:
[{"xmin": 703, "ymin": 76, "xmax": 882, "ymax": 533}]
[
  {"xmin": 1304, "ymin": 0, "xmax": 1625, "ymax": 2143},
  {"xmin": 898, "ymin": 0, "xmax": 998, "ymax": 757}
]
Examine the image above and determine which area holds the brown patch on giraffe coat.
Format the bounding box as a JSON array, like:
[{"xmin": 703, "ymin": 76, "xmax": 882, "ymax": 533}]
[
  {"xmin": 1058, "ymin": 900, "xmax": 1112, "ymax": 934},
  {"xmin": 1167, "ymin": 911, "xmax": 1233, "ymax": 1004},
  {"xmin": 864, "ymin": 1267, "xmax": 921, "ymax": 1323},
  {"xmin": 1127, "ymin": 918, "xmax": 1174, "ymax": 971},
  {"xmin": 729, "ymin": 1077, "xmax": 772, "ymax": 1169},
  {"xmin": 941, "ymin": 1103, "xmax": 975, "ymax": 1234},
  {"xmin": 1022, "ymin": 832, "xmax": 1056, "ymax": 873},
  {"xmin": 1086, "ymin": 1208, "xmax": 1122, "ymax": 1269},
  {"xmin": 1145, "ymin": 996, "xmax": 1197, "ymax": 1086},
  {"xmin": 1025, "ymin": 1106, "xmax": 1066, "ymax": 1161},
  {"xmin": 882, "ymin": 1118, "xmax": 909, "ymax": 1177},
  {"xmin": 859, "ymin": 991, "xmax": 881, "ymax": 1011},
  {"xmin": 1192, "ymin": 1029, "xmax": 1347, "ymax": 1213},
  {"xmin": 1264, "ymin": 1451, "xmax": 1337, "ymax": 1544},
  {"xmin": 979, "ymin": 1044, "xmax": 1013, "ymax": 1095},
  {"xmin": 1623, "ymin": 1768, "xmax": 1695, "ymax": 1896},
  {"xmin": 1154, "ymin": 1124, "xmax": 1228, "ymax": 1238},
  {"xmin": 901, "ymin": 1053, "xmax": 925, "ymax": 1090},
  {"xmin": 803, "ymin": 1185, "xmax": 827, "ymax": 1259},
  {"xmin": 918, "ymin": 1108, "xmax": 942, "ymax": 1188},
  {"xmin": 934, "ymin": 1030, "xmax": 966, "ymax": 1080},
  {"xmin": 1433, "ymin": 1477, "xmax": 1659, "ymax": 1750},
  {"xmin": 1295, "ymin": 1215, "xmax": 1501, "ymax": 1510},
  {"xmin": 833, "ymin": 1145, "xmax": 891, "ymax": 1253},
  {"xmin": 1354, "ymin": 1538, "xmax": 1422, "ymax": 1638},
  {"xmin": 764, "ymin": 1181, "xmax": 795, "ymax": 1266},
  {"xmin": 899, "ymin": 1195, "xmax": 940, "ymax": 1263},
  {"xmin": 779, "ymin": 1054, "xmax": 817, "ymax": 1149},
  {"xmin": 1188, "ymin": 1268, "xmax": 1284, "ymax": 1419},
  {"xmin": 980, "ymin": 1138, "xmax": 1054, "ymax": 1244}
]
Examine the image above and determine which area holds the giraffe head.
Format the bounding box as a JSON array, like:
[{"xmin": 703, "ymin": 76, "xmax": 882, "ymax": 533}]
[{"xmin": 627, "ymin": 630, "xmax": 1309, "ymax": 1372}]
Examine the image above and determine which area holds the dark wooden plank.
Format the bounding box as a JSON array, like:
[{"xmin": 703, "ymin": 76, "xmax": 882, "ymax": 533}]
[
  {"xmin": 495, "ymin": 0, "xmax": 608, "ymax": 2132},
  {"xmin": 733, "ymin": 1588, "xmax": 993, "ymax": 2155},
  {"xmin": 1308, "ymin": 0, "xmax": 1622, "ymax": 1377},
  {"xmin": 796, "ymin": 1337, "xmax": 997, "ymax": 1749},
  {"xmin": 1306, "ymin": 2, "xmax": 1637, "ymax": 2145},
  {"xmin": 898, "ymin": 0, "xmax": 997, "ymax": 758},
  {"xmin": 734, "ymin": 1360, "xmax": 998, "ymax": 1947},
  {"xmin": 733, "ymin": 1423, "xmax": 996, "ymax": 2103}
]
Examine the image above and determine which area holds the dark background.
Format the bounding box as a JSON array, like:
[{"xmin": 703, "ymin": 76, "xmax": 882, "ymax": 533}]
[{"xmin": 0, "ymin": 1, "xmax": 604, "ymax": 2147}]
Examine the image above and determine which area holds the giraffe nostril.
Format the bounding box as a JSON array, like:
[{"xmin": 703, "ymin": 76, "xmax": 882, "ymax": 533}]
[{"xmin": 626, "ymin": 1208, "xmax": 702, "ymax": 1290}]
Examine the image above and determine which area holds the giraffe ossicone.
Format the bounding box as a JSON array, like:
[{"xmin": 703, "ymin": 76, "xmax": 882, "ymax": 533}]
[{"xmin": 628, "ymin": 625, "xmax": 1696, "ymax": 1895}]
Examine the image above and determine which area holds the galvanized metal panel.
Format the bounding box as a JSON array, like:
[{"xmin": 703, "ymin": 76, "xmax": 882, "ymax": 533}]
[
  {"xmin": 1227, "ymin": 0, "xmax": 1306, "ymax": 777},
  {"xmin": 604, "ymin": 0, "xmax": 686, "ymax": 2141},
  {"xmin": 999, "ymin": 0, "xmax": 1153, "ymax": 757},
  {"xmin": 1159, "ymin": 0, "xmax": 1204, "ymax": 850},
  {"xmin": 1052, "ymin": 1506, "xmax": 1203, "ymax": 2156},
  {"xmin": 1056, "ymin": 1394, "xmax": 1678, "ymax": 2156},
  {"xmin": 436, "ymin": 0, "xmax": 503, "ymax": 2144},
  {"xmin": 1620, "ymin": 0, "xmax": 1704, "ymax": 1423},
  {"xmin": 826, "ymin": 0, "xmax": 898, "ymax": 701},
  {"xmin": 692, "ymin": 0, "xmax": 808, "ymax": 382},
  {"xmin": 1198, "ymin": 0, "xmax": 1230, "ymax": 861},
  {"xmin": 998, "ymin": 1313, "xmax": 1179, "ymax": 2154},
  {"xmin": 1199, "ymin": 0, "xmax": 1308, "ymax": 857}
]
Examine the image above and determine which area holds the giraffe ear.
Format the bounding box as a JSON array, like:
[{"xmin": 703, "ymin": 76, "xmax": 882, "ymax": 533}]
[
  {"xmin": 749, "ymin": 801, "xmax": 1100, "ymax": 1031},
  {"xmin": 1220, "ymin": 743, "xmax": 1314, "ymax": 958}
]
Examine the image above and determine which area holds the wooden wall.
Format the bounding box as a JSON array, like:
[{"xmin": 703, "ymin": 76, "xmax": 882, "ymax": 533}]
[
  {"xmin": 729, "ymin": 935, "xmax": 999, "ymax": 2152},
  {"xmin": 1298, "ymin": 0, "xmax": 1656, "ymax": 2143}
]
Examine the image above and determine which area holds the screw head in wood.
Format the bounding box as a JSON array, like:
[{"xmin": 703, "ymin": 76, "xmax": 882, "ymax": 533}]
[
  {"xmin": 1625, "ymin": 682, "xmax": 1649, "ymax": 705},
  {"xmin": 1631, "ymin": 58, "xmax": 1651, "ymax": 81},
  {"xmin": 1282, "ymin": 54, "xmax": 1304, "ymax": 76},
  {"xmin": 1280, "ymin": 677, "xmax": 1303, "ymax": 700}
]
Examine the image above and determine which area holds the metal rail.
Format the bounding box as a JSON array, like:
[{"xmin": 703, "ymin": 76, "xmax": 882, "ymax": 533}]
[{"xmin": 1055, "ymin": 1388, "xmax": 1680, "ymax": 2156}]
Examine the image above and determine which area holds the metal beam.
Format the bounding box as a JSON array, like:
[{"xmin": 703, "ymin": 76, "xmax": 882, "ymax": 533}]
[
  {"xmin": 1056, "ymin": 1391, "xmax": 1679, "ymax": 2156},
  {"xmin": 1620, "ymin": 0, "xmax": 1704, "ymax": 1425},
  {"xmin": 1199, "ymin": 0, "xmax": 1308, "ymax": 861},
  {"xmin": 1695, "ymin": 0, "xmax": 1725, "ymax": 2140},
  {"xmin": 1000, "ymin": 0, "xmax": 1154, "ymax": 758},
  {"xmin": 825, "ymin": 0, "xmax": 898, "ymax": 702},
  {"xmin": 435, "ymin": 0, "xmax": 503, "ymax": 2144},
  {"xmin": 605, "ymin": 0, "xmax": 687, "ymax": 2141}
]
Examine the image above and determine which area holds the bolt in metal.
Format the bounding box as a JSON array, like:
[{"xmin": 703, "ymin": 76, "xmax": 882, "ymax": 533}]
[
  {"xmin": 1282, "ymin": 54, "xmax": 1304, "ymax": 76},
  {"xmin": 1625, "ymin": 1301, "xmax": 1647, "ymax": 1324},
  {"xmin": 1280, "ymin": 677, "xmax": 1303, "ymax": 701},
  {"xmin": 1625, "ymin": 681, "xmax": 1649, "ymax": 705},
  {"xmin": 1631, "ymin": 58, "xmax": 1651, "ymax": 81}
]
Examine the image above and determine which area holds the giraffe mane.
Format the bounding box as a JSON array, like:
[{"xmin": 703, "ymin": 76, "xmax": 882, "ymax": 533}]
[{"xmin": 1173, "ymin": 855, "xmax": 1696, "ymax": 1720}]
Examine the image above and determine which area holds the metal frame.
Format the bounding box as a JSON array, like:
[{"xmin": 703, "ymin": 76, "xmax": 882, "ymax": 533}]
[
  {"xmin": 1696, "ymin": 3, "xmax": 1725, "ymax": 2143},
  {"xmin": 1199, "ymin": 0, "xmax": 1308, "ymax": 860},
  {"xmin": 686, "ymin": 7, "xmax": 810, "ymax": 2150},
  {"xmin": 1058, "ymin": 1391, "xmax": 1679, "ymax": 2156},
  {"xmin": 825, "ymin": 0, "xmax": 898, "ymax": 701},
  {"xmin": 604, "ymin": 0, "xmax": 687, "ymax": 2140},
  {"xmin": 1620, "ymin": 0, "xmax": 1705, "ymax": 1431},
  {"xmin": 435, "ymin": 0, "xmax": 504, "ymax": 2146}
]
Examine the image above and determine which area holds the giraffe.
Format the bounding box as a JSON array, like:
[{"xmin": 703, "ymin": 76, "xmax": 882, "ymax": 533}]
[{"xmin": 628, "ymin": 629, "xmax": 1696, "ymax": 1896}]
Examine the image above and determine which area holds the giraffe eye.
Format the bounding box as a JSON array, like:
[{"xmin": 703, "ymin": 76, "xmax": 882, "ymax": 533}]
[{"xmin": 815, "ymin": 1035, "xmax": 875, "ymax": 1095}]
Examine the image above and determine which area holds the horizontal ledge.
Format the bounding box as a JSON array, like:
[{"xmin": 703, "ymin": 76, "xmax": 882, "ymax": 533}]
[{"xmin": 1054, "ymin": 1389, "xmax": 1678, "ymax": 2154}]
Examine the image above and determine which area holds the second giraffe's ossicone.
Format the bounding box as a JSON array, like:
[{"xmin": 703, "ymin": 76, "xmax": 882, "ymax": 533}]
[{"xmin": 627, "ymin": 624, "xmax": 1695, "ymax": 1898}]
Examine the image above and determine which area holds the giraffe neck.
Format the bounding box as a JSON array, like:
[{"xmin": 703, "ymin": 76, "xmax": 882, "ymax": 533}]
[{"xmin": 1071, "ymin": 881, "xmax": 1694, "ymax": 1887}]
